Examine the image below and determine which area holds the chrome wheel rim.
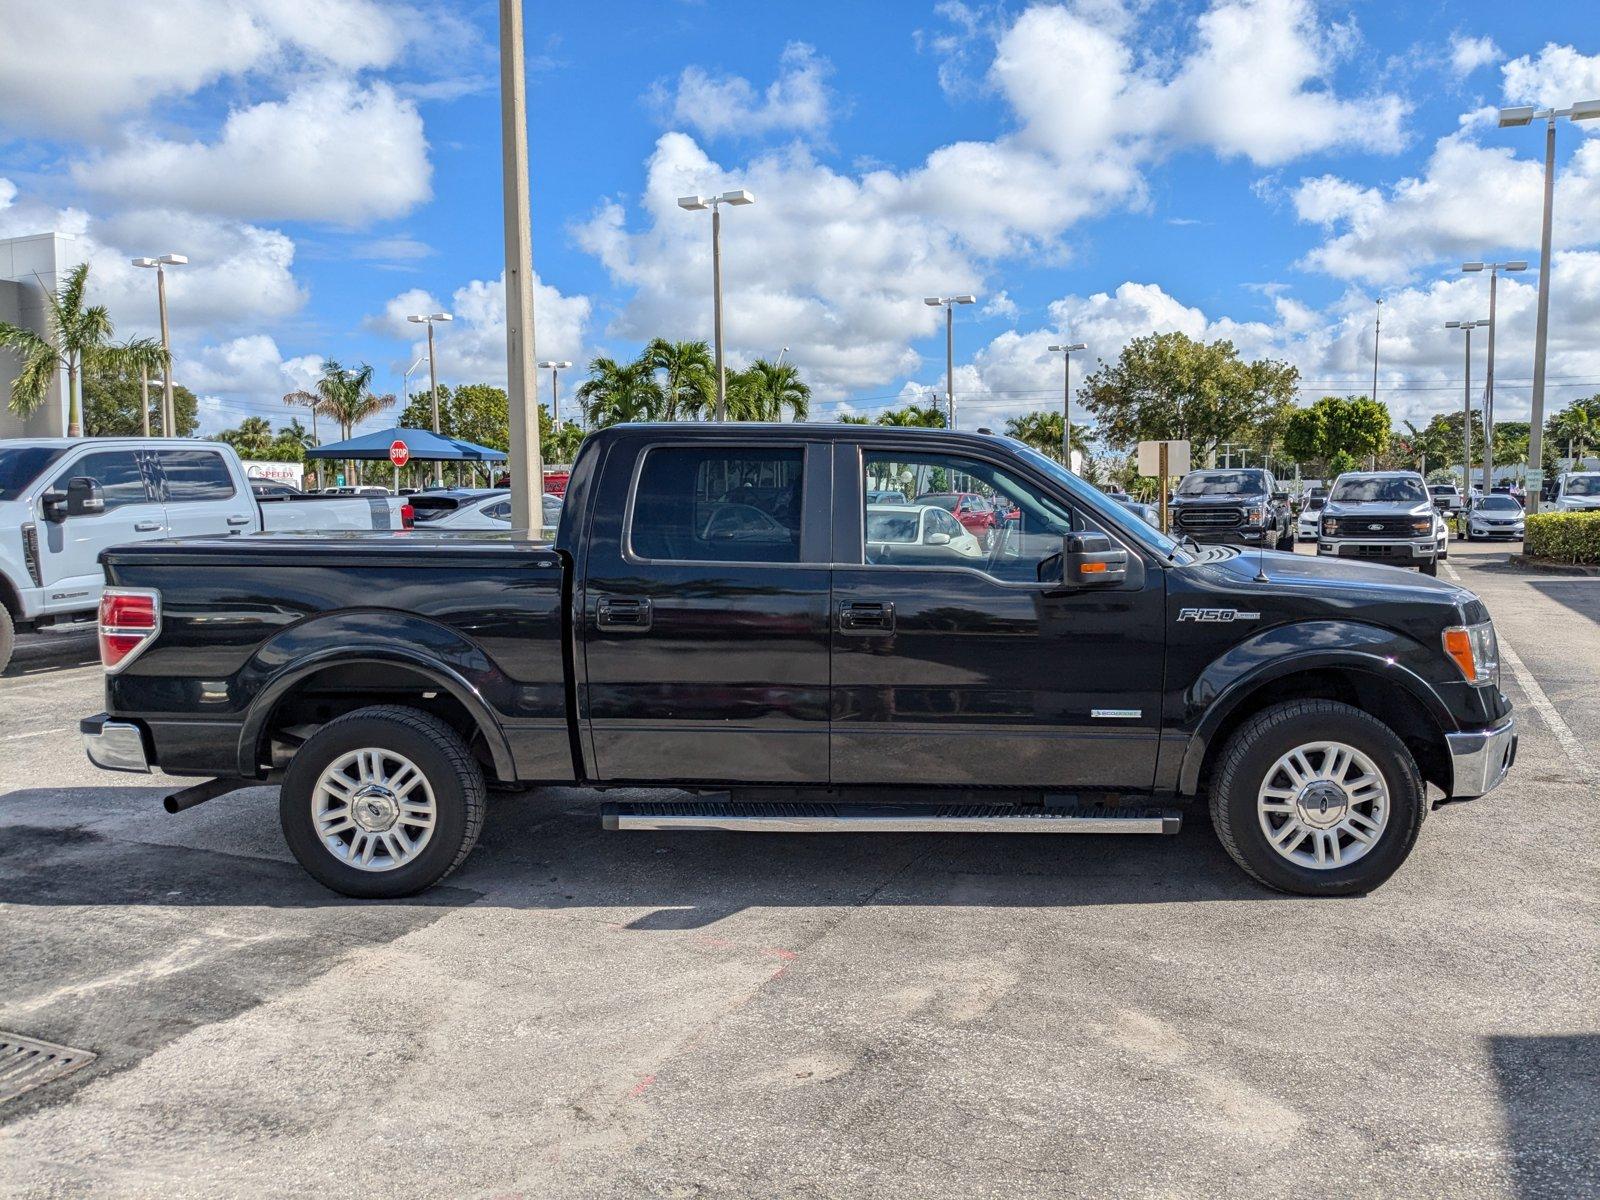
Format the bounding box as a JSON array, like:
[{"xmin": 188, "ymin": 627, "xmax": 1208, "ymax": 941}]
[
  {"xmin": 1257, "ymin": 741, "xmax": 1389, "ymax": 870},
  {"xmin": 312, "ymin": 748, "xmax": 437, "ymax": 872}
]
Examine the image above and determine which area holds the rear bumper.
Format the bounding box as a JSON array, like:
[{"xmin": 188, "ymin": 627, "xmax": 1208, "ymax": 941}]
[
  {"xmin": 80, "ymin": 714, "xmax": 151, "ymax": 774},
  {"xmin": 1445, "ymin": 715, "xmax": 1517, "ymax": 799}
]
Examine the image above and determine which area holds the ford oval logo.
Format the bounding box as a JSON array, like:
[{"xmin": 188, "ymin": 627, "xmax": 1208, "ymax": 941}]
[{"xmin": 1368, "ymin": 523, "xmax": 1383, "ymax": 530}]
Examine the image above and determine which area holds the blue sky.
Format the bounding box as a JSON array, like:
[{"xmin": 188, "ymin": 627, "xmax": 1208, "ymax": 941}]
[{"xmin": 2, "ymin": 1, "xmax": 1598, "ymax": 438}]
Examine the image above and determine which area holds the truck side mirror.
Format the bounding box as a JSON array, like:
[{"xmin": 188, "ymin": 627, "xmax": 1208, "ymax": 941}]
[
  {"xmin": 1060, "ymin": 532, "xmax": 1127, "ymax": 587},
  {"xmin": 66, "ymin": 477, "xmax": 106, "ymax": 517},
  {"xmin": 40, "ymin": 487, "xmax": 69, "ymax": 522}
]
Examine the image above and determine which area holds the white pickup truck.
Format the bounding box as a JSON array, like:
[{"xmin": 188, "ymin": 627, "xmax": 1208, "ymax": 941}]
[
  {"xmin": 1551, "ymin": 471, "xmax": 1600, "ymax": 512},
  {"xmin": 0, "ymin": 438, "xmax": 412, "ymax": 672}
]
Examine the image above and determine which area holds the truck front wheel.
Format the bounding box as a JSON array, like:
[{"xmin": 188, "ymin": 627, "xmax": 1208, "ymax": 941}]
[
  {"xmin": 1208, "ymin": 699, "xmax": 1427, "ymax": 896},
  {"xmin": 280, "ymin": 705, "xmax": 486, "ymax": 898}
]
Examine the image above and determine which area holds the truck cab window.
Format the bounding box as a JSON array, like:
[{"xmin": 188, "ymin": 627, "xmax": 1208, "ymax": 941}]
[
  {"xmin": 51, "ymin": 450, "xmax": 152, "ymax": 510},
  {"xmin": 630, "ymin": 446, "xmax": 803, "ymax": 563},
  {"xmin": 862, "ymin": 450, "xmax": 1075, "ymax": 583},
  {"xmin": 156, "ymin": 449, "xmax": 236, "ymax": 501}
]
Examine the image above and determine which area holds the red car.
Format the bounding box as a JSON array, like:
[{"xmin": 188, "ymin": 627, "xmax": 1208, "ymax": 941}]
[{"xmin": 916, "ymin": 492, "xmax": 998, "ymax": 547}]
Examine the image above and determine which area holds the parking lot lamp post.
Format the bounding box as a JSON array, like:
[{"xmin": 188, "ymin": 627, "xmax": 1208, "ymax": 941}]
[
  {"xmin": 408, "ymin": 312, "xmax": 453, "ymax": 485},
  {"xmin": 1445, "ymin": 320, "xmax": 1490, "ymax": 493},
  {"xmin": 537, "ymin": 360, "xmax": 573, "ymax": 428},
  {"xmin": 131, "ymin": 254, "xmax": 186, "ymax": 436},
  {"xmin": 1462, "ymin": 261, "xmax": 1526, "ymax": 493},
  {"xmin": 1047, "ymin": 342, "xmax": 1087, "ymax": 465},
  {"xmin": 1499, "ymin": 100, "xmax": 1600, "ymax": 509},
  {"xmin": 924, "ymin": 295, "xmax": 976, "ymax": 428},
  {"xmin": 678, "ymin": 190, "xmax": 755, "ymax": 421}
]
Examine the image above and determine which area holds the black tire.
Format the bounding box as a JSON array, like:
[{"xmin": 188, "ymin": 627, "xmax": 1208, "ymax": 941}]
[
  {"xmin": 1208, "ymin": 699, "xmax": 1427, "ymax": 896},
  {"xmin": 1275, "ymin": 529, "xmax": 1295, "ymax": 552},
  {"xmin": 0, "ymin": 606, "xmax": 13, "ymax": 675},
  {"xmin": 280, "ymin": 705, "xmax": 486, "ymax": 898},
  {"xmin": 1419, "ymin": 558, "xmax": 1438, "ymax": 576}
]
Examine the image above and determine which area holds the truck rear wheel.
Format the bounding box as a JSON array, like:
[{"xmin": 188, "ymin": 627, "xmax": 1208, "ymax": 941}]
[
  {"xmin": 280, "ymin": 705, "xmax": 486, "ymax": 898},
  {"xmin": 0, "ymin": 606, "xmax": 13, "ymax": 675},
  {"xmin": 1208, "ymin": 699, "xmax": 1426, "ymax": 896}
]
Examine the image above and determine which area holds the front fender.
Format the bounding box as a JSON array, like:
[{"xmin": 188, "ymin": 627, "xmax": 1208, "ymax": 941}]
[
  {"xmin": 235, "ymin": 609, "xmax": 517, "ymax": 780},
  {"xmin": 1174, "ymin": 620, "xmax": 1455, "ymax": 795}
]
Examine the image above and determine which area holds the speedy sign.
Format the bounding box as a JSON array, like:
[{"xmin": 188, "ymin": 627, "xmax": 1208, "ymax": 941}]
[{"xmin": 389, "ymin": 440, "xmax": 410, "ymax": 468}]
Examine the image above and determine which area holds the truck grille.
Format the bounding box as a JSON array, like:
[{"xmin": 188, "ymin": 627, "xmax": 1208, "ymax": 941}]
[
  {"xmin": 1177, "ymin": 507, "xmax": 1244, "ymax": 530},
  {"xmin": 1339, "ymin": 515, "xmax": 1417, "ymax": 537}
]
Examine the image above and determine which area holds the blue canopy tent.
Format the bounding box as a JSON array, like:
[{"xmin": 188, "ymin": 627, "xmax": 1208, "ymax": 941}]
[{"xmin": 305, "ymin": 426, "xmax": 507, "ymax": 489}]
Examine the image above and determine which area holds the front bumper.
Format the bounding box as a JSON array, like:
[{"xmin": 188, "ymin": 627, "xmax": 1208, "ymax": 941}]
[
  {"xmin": 1445, "ymin": 715, "xmax": 1517, "ymax": 799},
  {"xmin": 1317, "ymin": 536, "xmax": 1435, "ymax": 562},
  {"xmin": 1468, "ymin": 524, "xmax": 1524, "ymax": 539},
  {"xmin": 81, "ymin": 714, "xmax": 151, "ymax": 774}
]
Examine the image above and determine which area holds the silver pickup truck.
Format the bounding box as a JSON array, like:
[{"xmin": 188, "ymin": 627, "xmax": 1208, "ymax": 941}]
[
  {"xmin": 0, "ymin": 438, "xmax": 412, "ymax": 672},
  {"xmin": 1316, "ymin": 470, "xmax": 1440, "ymax": 576}
]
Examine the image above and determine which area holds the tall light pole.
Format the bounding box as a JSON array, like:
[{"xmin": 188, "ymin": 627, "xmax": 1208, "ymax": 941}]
[
  {"xmin": 132, "ymin": 253, "xmax": 187, "ymax": 436},
  {"xmin": 1499, "ymin": 98, "xmax": 1600, "ymax": 510},
  {"xmin": 1445, "ymin": 320, "xmax": 1490, "ymax": 493},
  {"xmin": 1462, "ymin": 261, "xmax": 1526, "ymax": 493},
  {"xmin": 408, "ymin": 312, "xmax": 452, "ymax": 485},
  {"xmin": 500, "ymin": 0, "xmax": 542, "ymax": 528},
  {"xmin": 1371, "ymin": 297, "xmax": 1383, "ymax": 403},
  {"xmin": 677, "ymin": 189, "xmax": 755, "ymax": 421},
  {"xmin": 537, "ymin": 359, "xmax": 572, "ymax": 429},
  {"xmin": 1047, "ymin": 341, "xmax": 1087, "ymax": 466},
  {"xmin": 924, "ymin": 295, "xmax": 976, "ymax": 428}
]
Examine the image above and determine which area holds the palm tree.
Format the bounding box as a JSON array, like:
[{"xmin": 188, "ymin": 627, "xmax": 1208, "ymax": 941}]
[
  {"xmin": 576, "ymin": 356, "xmax": 663, "ymax": 427},
  {"xmin": 283, "ymin": 360, "xmax": 393, "ymax": 484},
  {"xmin": 1003, "ymin": 411, "xmax": 1091, "ymax": 463},
  {"xmin": 1549, "ymin": 403, "xmax": 1596, "ymax": 465},
  {"xmin": 0, "ymin": 262, "xmax": 141, "ymax": 437},
  {"xmin": 114, "ymin": 337, "xmax": 172, "ymax": 436},
  {"xmin": 727, "ymin": 359, "xmax": 810, "ymax": 422},
  {"xmin": 876, "ymin": 401, "xmax": 947, "ymax": 428},
  {"xmin": 644, "ymin": 338, "xmax": 715, "ymax": 421}
]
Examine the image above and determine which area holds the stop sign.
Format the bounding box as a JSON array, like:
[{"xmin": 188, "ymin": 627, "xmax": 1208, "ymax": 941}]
[{"xmin": 388, "ymin": 440, "xmax": 410, "ymax": 468}]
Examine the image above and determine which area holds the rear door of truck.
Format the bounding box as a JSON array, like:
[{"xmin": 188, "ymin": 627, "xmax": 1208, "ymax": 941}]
[
  {"xmin": 150, "ymin": 446, "xmax": 257, "ymax": 537},
  {"xmin": 577, "ymin": 432, "xmax": 833, "ymax": 784}
]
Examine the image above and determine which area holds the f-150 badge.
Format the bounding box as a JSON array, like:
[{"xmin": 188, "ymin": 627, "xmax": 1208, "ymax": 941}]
[{"xmin": 1177, "ymin": 608, "xmax": 1261, "ymax": 622}]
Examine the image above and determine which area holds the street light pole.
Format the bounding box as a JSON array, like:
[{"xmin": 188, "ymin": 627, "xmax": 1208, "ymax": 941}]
[
  {"xmin": 132, "ymin": 253, "xmax": 187, "ymax": 436},
  {"xmin": 1371, "ymin": 297, "xmax": 1382, "ymax": 403},
  {"xmin": 677, "ymin": 190, "xmax": 755, "ymax": 421},
  {"xmin": 1462, "ymin": 260, "xmax": 1527, "ymax": 494},
  {"xmin": 924, "ymin": 295, "xmax": 976, "ymax": 428},
  {"xmin": 537, "ymin": 360, "xmax": 572, "ymax": 427},
  {"xmin": 1499, "ymin": 97, "xmax": 1600, "ymax": 510},
  {"xmin": 1048, "ymin": 341, "xmax": 1087, "ymax": 465},
  {"xmin": 1446, "ymin": 320, "xmax": 1489, "ymax": 493},
  {"xmin": 408, "ymin": 311, "xmax": 453, "ymax": 485}
]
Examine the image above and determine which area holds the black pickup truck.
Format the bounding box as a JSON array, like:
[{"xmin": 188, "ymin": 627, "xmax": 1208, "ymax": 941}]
[{"xmin": 82, "ymin": 424, "xmax": 1516, "ymax": 899}]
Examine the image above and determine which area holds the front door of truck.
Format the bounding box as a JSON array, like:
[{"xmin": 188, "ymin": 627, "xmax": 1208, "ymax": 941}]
[
  {"xmin": 34, "ymin": 448, "xmax": 167, "ymax": 617},
  {"xmin": 579, "ymin": 437, "xmax": 833, "ymax": 784},
  {"xmin": 831, "ymin": 442, "xmax": 1165, "ymax": 790}
]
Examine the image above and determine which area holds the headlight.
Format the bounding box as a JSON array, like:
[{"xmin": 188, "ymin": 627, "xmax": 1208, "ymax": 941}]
[
  {"xmin": 1442, "ymin": 621, "xmax": 1499, "ymax": 686},
  {"xmin": 1412, "ymin": 518, "xmax": 1433, "ymax": 534},
  {"xmin": 1322, "ymin": 518, "xmax": 1338, "ymax": 536}
]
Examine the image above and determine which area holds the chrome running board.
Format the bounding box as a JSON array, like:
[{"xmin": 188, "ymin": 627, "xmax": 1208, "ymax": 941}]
[{"xmin": 602, "ymin": 800, "xmax": 1180, "ymax": 835}]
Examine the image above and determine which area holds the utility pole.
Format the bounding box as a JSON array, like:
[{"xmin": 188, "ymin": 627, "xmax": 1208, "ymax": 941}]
[
  {"xmin": 1445, "ymin": 320, "xmax": 1488, "ymax": 493},
  {"xmin": 1463, "ymin": 261, "xmax": 1527, "ymax": 494},
  {"xmin": 1371, "ymin": 297, "xmax": 1382, "ymax": 403},
  {"xmin": 500, "ymin": 0, "xmax": 542, "ymax": 527},
  {"xmin": 1048, "ymin": 342, "xmax": 1086, "ymax": 466},
  {"xmin": 408, "ymin": 312, "xmax": 452, "ymax": 486}
]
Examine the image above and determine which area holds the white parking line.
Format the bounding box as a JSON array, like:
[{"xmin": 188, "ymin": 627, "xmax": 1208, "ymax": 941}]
[
  {"xmin": 2, "ymin": 727, "xmax": 68, "ymax": 741},
  {"xmin": 1444, "ymin": 560, "xmax": 1598, "ymax": 782}
]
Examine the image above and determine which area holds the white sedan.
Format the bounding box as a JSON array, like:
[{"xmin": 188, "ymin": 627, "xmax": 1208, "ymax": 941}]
[
  {"xmin": 410, "ymin": 489, "xmax": 564, "ymax": 532},
  {"xmin": 865, "ymin": 503, "xmax": 986, "ymax": 565}
]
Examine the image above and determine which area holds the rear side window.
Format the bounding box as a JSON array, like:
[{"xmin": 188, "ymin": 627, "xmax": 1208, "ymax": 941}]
[
  {"xmin": 630, "ymin": 446, "xmax": 803, "ymax": 563},
  {"xmin": 52, "ymin": 450, "xmax": 153, "ymax": 510},
  {"xmin": 157, "ymin": 450, "xmax": 236, "ymax": 501}
]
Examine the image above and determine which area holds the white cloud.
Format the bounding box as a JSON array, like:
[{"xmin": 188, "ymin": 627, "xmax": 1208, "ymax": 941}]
[
  {"xmin": 0, "ymin": 0, "xmax": 408, "ymax": 137},
  {"xmin": 982, "ymin": 291, "xmax": 1020, "ymax": 321},
  {"xmin": 651, "ymin": 42, "xmax": 836, "ymax": 140},
  {"xmin": 72, "ymin": 80, "xmax": 431, "ymax": 225},
  {"xmin": 1502, "ymin": 44, "xmax": 1600, "ymax": 118},
  {"xmin": 1449, "ymin": 35, "xmax": 1501, "ymax": 77}
]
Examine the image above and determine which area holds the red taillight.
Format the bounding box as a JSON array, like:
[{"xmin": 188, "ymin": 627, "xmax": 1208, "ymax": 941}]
[
  {"xmin": 400, "ymin": 502, "xmax": 415, "ymax": 529},
  {"xmin": 99, "ymin": 588, "xmax": 161, "ymax": 672}
]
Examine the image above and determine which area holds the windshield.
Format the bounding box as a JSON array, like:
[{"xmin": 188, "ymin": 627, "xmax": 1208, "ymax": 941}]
[
  {"xmin": 1330, "ymin": 476, "xmax": 1427, "ymax": 504},
  {"xmin": 1177, "ymin": 471, "xmax": 1266, "ymax": 496},
  {"xmin": 1568, "ymin": 476, "xmax": 1600, "ymax": 496},
  {"xmin": 1009, "ymin": 443, "xmax": 1192, "ymax": 562},
  {"xmin": 1303, "ymin": 497, "xmax": 1326, "ymax": 511},
  {"xmin": 1478, "ymin": 496, "xmax": 1521, "ymax": 511},
  {"xmin": 0, "ymin": 446, "xmax": 68, "ymax": 502},
  {"xmin": 865, "ymin": 512, "xmax": 919, "ymax": 542},
  {"xmin": 1429, "ymin": 485, "xmax": 1458, "ymax": 496}
]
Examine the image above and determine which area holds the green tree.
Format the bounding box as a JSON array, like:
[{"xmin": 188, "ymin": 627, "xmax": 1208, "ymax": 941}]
[
  {"xmin": 0, "ymin": 262, "xmax": 168, "ymax": 437},
  {"xmin": 215, "ymin": 416, "xmax": 276, "ymax": 457},
  {"xmin": 644, "ymin": 338, "xmax": 714, "ymax": 420},
  {"xmin": 876, "ymin": 401, "xmax": 947, "ymax": 428},
  {"xmin": 266, "ymin": 418, "xmax": 313, "ymax": 462},
  {"xmin": 726, "ymin": 358, "xmax": 810, "ymax": 421},
  {"xmin": 81, "ymin": 356, "xmax": 197, "ymax": 437},
  {"xmin": 577, "ymin": 355, "xmax": 664, "ymax": 426},
  {"xmin": 284, "ymin": 360, "xmax": 394, "ymax": 484},
  {"xmin": 1281, "ymin": 395, "xmax": 1390, "ymax": 471},
  {"xmin": 1003, "ymin": 411, "xmax": 1092, "ymax": 463},
  {"xmin": 1079, "ymin": 332, "xmax": 1299, "ymax": 463},
  {"xmin": 1547, "ymin": 397, "xmax": 1599, "ymax": 464}
]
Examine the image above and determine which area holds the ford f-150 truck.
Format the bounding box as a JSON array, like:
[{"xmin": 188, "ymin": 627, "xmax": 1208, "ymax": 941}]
[
  {"xmin": 81, "ymin": 424, "xmax": 1516, "ymax": 900},
  {"xmin": 0, "ymin": 438, "xmax": 412, "ymax": 673},
  {"xmin": 1317, "ymin": 471, "xmax": 1441, "ymax": 575},
  {"xmin": 1167, "ymin": 468, "xmax": 1295, "ymax": 549}
]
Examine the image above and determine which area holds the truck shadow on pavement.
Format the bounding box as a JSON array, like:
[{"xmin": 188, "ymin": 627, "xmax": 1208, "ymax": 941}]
[
  {"xmin": 0, "ymin": 784, "xmax": 1295, "ymax": 918},
  {"xmin": 1488, "ymin": 1034, "xmax": 1600, "ymax": 1200}
]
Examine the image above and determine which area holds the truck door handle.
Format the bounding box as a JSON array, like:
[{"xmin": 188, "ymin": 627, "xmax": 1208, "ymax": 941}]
[
  {"xmin": 597, "ymin": 597, "xmax": 652, "ymax": 632},
  {"xmin": 226, "ymin": 515, "xmax": 252, "ymax": 526},
  {"xmin": 839, "ymin": 600, "xmax": 895, "ymax": 634},
  {"xmin": 134, "ymin": 521, "xmax": 162, "ymax": 532}
]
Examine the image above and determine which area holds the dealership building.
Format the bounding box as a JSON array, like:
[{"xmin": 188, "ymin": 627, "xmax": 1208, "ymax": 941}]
[{"xmin": 0, "ymin": 232, "xmax": 73, "ymax": 440}]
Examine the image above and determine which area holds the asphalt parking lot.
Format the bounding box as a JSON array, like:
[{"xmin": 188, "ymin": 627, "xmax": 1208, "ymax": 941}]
[{"xmin": 2, "ymin": 540, "xmax": 1596, "ymax": 1199}]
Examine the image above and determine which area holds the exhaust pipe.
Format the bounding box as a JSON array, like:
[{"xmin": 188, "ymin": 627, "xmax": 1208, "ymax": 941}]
[{"xmin": 163, "ymin": 778, "xmax": 249, "ymax": 814}]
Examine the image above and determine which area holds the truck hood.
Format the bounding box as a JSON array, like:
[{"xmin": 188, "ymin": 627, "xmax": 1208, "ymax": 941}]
[
  {"xmin": 1170, "ymin": 492, "xmax": 1266, "ymax": 507},
  {"xmin": 1321, "ymin": 501, "xmax": 1433, "ymax": 520}
]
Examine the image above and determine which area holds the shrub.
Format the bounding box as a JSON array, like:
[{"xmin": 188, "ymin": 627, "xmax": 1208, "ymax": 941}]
[{"xmin": 1524, "ymin": 511, "xmax": 1600, "ymax": 564}]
